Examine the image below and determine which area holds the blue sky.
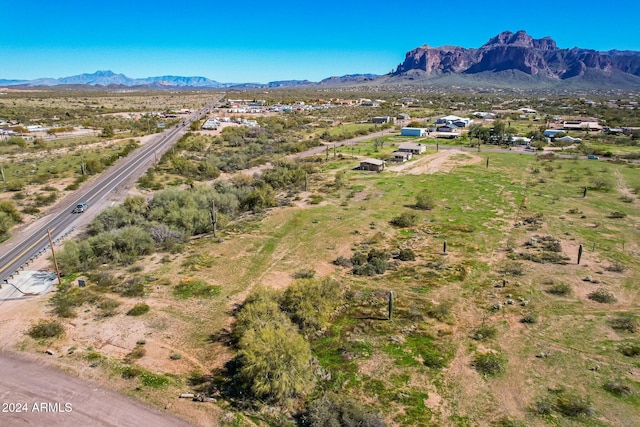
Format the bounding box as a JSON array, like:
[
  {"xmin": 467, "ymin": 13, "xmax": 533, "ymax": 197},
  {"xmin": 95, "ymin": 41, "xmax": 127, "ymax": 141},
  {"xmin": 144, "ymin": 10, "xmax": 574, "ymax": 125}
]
[{"xmin": 2, "ymin": 0, "xmax": 639, "ymax": 83}]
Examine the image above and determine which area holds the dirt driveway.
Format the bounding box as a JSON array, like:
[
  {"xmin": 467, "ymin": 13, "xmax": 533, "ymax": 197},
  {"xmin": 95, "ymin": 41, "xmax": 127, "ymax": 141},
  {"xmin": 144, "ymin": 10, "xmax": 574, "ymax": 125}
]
[{"xmin": 0, "ymin": 350, "xmax": 195, "ymax": 427}]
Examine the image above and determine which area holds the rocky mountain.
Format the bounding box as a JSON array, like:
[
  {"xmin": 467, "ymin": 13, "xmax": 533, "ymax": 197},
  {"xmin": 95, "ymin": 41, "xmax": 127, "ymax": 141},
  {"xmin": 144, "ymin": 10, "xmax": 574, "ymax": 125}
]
[
  {"xmin": 2, "ymin": 70, "xmax": 227, "ymax": 88},
  {"xmin": 390, "ymin": 30, "xmax": 640, "ymax": 86}
]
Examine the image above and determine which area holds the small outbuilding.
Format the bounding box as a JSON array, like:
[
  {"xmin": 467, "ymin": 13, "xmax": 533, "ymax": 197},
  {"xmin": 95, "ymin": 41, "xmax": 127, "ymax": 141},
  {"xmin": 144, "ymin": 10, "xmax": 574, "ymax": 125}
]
[
  {"xmin": 401, "ymin": 127, "xmax": 427, "ymax": 137},
  {"xmin": 359, "ymin": 158, "xmax": 385, "ymax": 172},
  {"xmin": 391, "ymin": 151, "xmax": 412, "ymax": 162}
]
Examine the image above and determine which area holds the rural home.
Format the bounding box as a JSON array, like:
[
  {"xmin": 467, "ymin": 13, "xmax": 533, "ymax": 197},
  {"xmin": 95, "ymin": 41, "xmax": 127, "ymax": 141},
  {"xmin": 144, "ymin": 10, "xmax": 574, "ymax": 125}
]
[
  {"xmin": 397, "ymin": 142, "xmax": 426, "ymax": 155},
  {"xmin": 401, "ymin": 127, "xmax": 428, "ymax": 137},
  {"xmin": 391, "ymin": 151, "xmax": 412, "ymax": 162},
  {"xmin": 543, "ymin": 129, "xmax": 564, "ymax": 138},
  {"xmin": 562, "ymin": 121, "xmax": 602, "ymax": 131},
  {"xmin": 436, "ymin": 124, "xmax": 458, "ymax": 133},
  {"xmin": 372, "ymin": 116, "xmax": 395, "ymax": 124},
  {"xmin": 436, "ymin": 132, "xmax": 459, "ymax": 139},
  {"xmin": 359, "ymin": 158, "xmax": 385, "ymax": 172}
]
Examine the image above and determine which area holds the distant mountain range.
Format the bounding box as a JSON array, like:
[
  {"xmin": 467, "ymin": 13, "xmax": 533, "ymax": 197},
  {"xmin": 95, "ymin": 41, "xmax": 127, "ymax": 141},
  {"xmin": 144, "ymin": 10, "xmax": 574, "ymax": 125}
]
[
  {"xmin": 2, "ymin": 31, "xmax": 639, "ymax": 91},
  {"xmin": 0, "ymin": 70, "xmax": 379, "ymax": 89}
]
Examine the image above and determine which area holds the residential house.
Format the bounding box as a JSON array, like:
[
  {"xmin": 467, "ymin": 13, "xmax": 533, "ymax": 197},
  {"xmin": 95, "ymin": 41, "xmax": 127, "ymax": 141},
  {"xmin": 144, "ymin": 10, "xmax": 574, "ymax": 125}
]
[
  {"xmin": 391, "ymin": 151, "xmax": 412, "ymax": 162},
  {"xmin": 372, "ymin": 116, "xmax": 395, "ymax": 124},
  {"xmin": 359, "ymin": 159, "xmax": 385, "ymax": 172},
  {"xmin": 398, "ymin": 142, "xmax": 426, "ymax": 155},
  {"xmin": 562, "ymin": 121, "xmax": 602, "ymax": 131},
  {"xmin": 543, "ymin": 129, "xmax": 564, "ymax": 138},
  {"xmin": 436, "ymin": 124, "xmax": 458, "ymax": 133}
]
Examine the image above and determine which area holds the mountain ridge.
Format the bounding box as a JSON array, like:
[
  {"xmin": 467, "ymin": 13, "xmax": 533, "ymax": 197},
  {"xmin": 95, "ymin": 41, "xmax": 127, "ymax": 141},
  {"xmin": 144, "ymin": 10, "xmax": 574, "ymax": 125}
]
[{"xmin": 2, "ymin": 31, "xmax": 639, "ymax": 91}]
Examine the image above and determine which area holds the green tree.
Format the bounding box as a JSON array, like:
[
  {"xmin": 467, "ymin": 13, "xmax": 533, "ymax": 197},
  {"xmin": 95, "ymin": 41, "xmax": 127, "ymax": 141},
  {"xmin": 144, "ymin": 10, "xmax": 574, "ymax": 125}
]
[
  {"xmin": 281, "ymin": 278, "xmax": 342, "ymax": 332},
  {"xmin": 100, "ymin": 125, "xmax": 115, "ymax": 138},
  {"xmin": 236, "ymin": 322, "xmax": 314, "ymax": 403}
]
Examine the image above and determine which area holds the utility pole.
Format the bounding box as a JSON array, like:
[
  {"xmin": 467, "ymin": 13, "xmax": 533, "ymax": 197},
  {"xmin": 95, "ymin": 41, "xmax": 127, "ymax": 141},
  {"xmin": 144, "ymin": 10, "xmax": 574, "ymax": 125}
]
[{"xmin": 47, "ymin": 230, "xmax": 62, "ymax": 286}]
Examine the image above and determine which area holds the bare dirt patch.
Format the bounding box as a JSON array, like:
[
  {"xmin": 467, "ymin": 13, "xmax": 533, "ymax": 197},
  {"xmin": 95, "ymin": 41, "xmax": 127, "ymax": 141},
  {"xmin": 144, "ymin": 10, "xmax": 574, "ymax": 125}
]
[{"xmin": 387, "ymin": 149, "xmax": 483, "ymax": 175}]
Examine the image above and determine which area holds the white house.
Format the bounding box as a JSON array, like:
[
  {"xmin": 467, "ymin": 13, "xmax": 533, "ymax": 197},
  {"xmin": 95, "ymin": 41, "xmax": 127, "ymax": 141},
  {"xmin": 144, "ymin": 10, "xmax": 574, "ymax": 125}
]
[{"xmin": 398, "ymin": 142, "xmax": 426, "ymax": 154}]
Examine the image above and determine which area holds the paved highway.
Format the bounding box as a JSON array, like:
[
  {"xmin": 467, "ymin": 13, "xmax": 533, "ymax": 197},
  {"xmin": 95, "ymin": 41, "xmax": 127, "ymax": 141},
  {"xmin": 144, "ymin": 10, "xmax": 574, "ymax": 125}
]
[{"xmin": 0, "ymin": 97, "xmax": 223, "ymax": 290}]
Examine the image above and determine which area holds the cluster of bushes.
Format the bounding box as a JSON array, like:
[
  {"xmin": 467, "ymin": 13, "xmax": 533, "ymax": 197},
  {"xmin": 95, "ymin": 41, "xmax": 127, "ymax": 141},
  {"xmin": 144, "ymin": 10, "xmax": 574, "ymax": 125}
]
[
  {"xmin": 320, "ymin": 123, "xmax": 392, "ymax": 142},
  {"xmin": 0, "ymin": 201, "xmax": 21, "ymax": 241},
  {"xmin": 230, "ymin": 277, "xmax": 342, "ymax": 404},
  {"xmin": 59, "ymin": 161, "xmax": 316, "ymax": 273},
  {"xmin": 27, "ymin": 319, "xmax": 65, "ymax": 339},
  {"xmin": 334, "ymin": 247, "xmax": 416, "ymax": 277},
  {"xmin": 302, "ymin": 392, "xmax": 386, "ymax": 427}
]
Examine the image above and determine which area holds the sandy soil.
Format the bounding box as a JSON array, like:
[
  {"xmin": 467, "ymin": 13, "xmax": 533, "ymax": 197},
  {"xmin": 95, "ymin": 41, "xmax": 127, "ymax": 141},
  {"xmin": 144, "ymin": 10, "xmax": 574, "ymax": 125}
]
[{"xmin": 387, "ymin": 149, "xmax": 483, "ymax": 175}]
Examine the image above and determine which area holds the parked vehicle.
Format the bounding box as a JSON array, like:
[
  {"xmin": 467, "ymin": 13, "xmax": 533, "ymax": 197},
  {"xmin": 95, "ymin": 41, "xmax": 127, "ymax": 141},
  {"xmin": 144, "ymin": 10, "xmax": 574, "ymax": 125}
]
[{"xmin": 587, "ymin": 155, "xmax": 600, "ymax": 160}]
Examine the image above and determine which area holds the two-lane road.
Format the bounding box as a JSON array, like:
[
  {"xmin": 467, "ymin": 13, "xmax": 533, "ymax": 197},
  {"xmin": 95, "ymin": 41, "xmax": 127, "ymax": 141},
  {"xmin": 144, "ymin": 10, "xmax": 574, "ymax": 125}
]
[{"xmin": 0, "ymin": 97, "xmax": 223, "ymax": 291}]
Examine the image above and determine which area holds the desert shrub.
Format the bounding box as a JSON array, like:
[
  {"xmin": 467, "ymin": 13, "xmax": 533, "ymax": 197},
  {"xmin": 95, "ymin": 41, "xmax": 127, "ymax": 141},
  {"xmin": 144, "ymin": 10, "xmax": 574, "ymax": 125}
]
[
  {"xmin": 501, "ymin": 261, "xmax": 524, "ymax": 276},
  {"xmin": 606, "ymin": 262, "xmax": 626, "ymax": 273},
  {"xmin": 589, "ymin": 177, "xmax": 612, "ymax": 191},
  {"xmin": 531, "ymin": 399, "xmax": 553, "ymax": 415},
  {"xmin": 588, "ymin": 288, "xmax": 616, "ymax": 303},
  {"xmin": 603, "ymin": 381, "xmax": 632, "ymax": 396},
  {"xmin": 397, "ymin": 248, "xmax": 416, "ymax": 261},
  {"xmin": 280, "ymin": 278, "xmax": 342, "ymax": 332},
  {"xmin": 27, "ymin": 319, "xmax": 65, "ymax": 339},
  {"xmin": 554, "ymin": 393, "xmax": 594, "ymax": 418},
  {"xmin": 173, "ymin": 279, "xmax": 220, "ymax": 299},
  {"xmin": 121, "ymin": 366, "xmax": 142, "ymax": 379},
  {"xmin": 472, "ymin": 324, "xmax": 498, "ymax": 341},
  {"xmin": 425, "ymin": 303, "xmax": 452, "ymax": 322},
  {"xmin": 415, "ymin": 190, "xmax": 436, "ymax": 210},
  {"xmin": 50, "ymin": 287, "xmax": 100, "ymax": 318},
  {"xmin": 89, "ymin": 271, "xmax": 119, "ymax": 288},
  {"xmin": 472, "ymin": 352, "xmax": 505, "ymax": 376},
  {"xmin": 333, "ymin": 256, "xmax": 353, "ymax": 267},
  {"xmin": 124, "ymin": 345, "xmax": 146, "ymax": 363},
  {"xmin": 608, "ymin": 314, "xmax": 638, "ymax": 333},
  {"xmin": 116, "ymin": 276, "xmax": 146, "ymax": 297},
  {"xmin": 127, "ymin": 303, "xmax": 150, "ymax": 316},
  {"xmin": 293, "ymin": 269, "xmax": 316, "ymax": 279},
  {"xmin": 97, "ymin": 298, "xmax": 120, "ymax": 317},
  {"xmin": 619, "ymin": 344, "xmax": 640, "ymax": 357},
  {"xmin": 169, "ymin": 352, "xmax": 182, "ymax": 360},
  {"xmin": 495, "ymin": 416, "xmax": 525, "ymax": 427},
  {"xmin": 546, "ymin": 282, "xmax": 571, "ymax": 296},
  {"xmin": 303, "ymin": 392, "xmax": 386, "ymax": 427},
  {"xmin": 520, "ymin": 314, "xmax": 538, "ymax": 324},
  {"xmin": 608, "ymin": 211, "xmax": 627, "ymax": 219},
  {"xmin": 390, "ymin": 211, "xmax": 419, "ymax": 227},
  {"xmin": 235, "ymin": 322, "xmax": 314, "ymax": 404}
]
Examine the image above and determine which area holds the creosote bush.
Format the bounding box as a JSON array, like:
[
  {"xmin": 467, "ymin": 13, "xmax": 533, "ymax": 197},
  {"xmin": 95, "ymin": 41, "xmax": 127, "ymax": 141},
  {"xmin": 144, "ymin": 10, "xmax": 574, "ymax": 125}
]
[
  {"xmin": 27, "ymin": 319, "xmax": 65, "ymax": 339},
  {"xmin": 546, "ymin": 282, "xmax": 571, "ymax": 296},
  {"xmin": 603, "ymin": 381, "xmax": 632, "ymax": 396},
  {"xmin": 588, "ymin": 288, "xmax": 616, "ymax": 304},
  {"xmin": 390, "ymin": 211, "xmax": 419, "ymax": 228},
  {"xmin": 608, "ymin": 314, "xmax": 638, "ymax": 333},
  {"xmin": 303, "ymin": 392, "xmax": 386, "ymax": 427},
  {"xmin": 127, "ymin": 303, "xmax": 150, "ymax": 316},
  {"xmin": 472, "ymin": 352, "xmax": 505, "ymax": 376}
]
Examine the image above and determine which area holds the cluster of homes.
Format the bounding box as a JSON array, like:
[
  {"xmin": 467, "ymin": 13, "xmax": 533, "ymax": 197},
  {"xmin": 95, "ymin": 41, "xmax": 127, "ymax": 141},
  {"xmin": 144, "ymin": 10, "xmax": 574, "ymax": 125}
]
[
  {"xmin": 397, "ymin": 115, "xmax": 474, "ymax": 139},
  {"xmin": 359, "ymin": 142, "xmax": 426, "ymax": 172},
  {"xmin": 201, "ymin": 116, "xmax": 258, "ymax": 130}
]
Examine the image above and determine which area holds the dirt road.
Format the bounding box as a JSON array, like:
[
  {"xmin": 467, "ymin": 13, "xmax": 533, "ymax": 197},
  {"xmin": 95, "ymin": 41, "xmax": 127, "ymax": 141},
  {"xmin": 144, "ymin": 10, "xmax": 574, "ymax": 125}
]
[{"xmin": 0, "ymin": 350, "xmax": 195, "ymax": 427}]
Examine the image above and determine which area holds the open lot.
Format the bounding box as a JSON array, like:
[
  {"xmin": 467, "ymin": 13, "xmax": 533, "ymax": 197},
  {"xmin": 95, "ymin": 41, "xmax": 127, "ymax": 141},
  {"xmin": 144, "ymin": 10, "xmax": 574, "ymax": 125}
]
[{"xmin": 1, "ymin": 144, "xmax": 639, "ymax": 425}]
